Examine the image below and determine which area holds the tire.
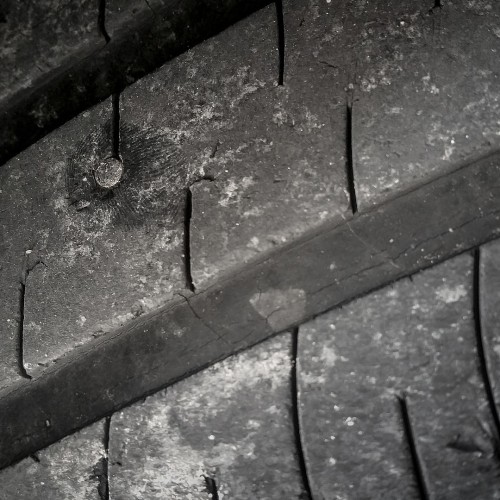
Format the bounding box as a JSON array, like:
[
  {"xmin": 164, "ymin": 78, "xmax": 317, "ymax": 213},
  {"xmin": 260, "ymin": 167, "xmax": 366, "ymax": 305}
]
[{"xmin": 1, "ymin": 0, "xmax": 500, "ymax": 498}]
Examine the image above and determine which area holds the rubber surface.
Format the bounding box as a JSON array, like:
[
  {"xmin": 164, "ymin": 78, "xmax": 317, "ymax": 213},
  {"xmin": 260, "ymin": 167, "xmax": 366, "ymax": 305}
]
[
  {"xmin": 2, "ymin": 241, "xmax": 500, "ymax": 498},
  {"xmin": 1, "ymin": 0, "xmax": 500, "ymax": 494}
]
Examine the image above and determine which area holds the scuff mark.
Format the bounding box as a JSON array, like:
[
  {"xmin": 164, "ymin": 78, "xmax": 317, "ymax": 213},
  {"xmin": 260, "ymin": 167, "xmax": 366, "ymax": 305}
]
[{"xmin": 250, "ymin": 288, "xmax": 306, "ymax": 331}]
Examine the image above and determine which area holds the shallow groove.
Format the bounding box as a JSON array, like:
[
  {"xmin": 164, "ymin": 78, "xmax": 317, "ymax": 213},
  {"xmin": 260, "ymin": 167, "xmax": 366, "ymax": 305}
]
[
  {"xmin": 291, "ymin": 327, "xmax": 313, "ymax": 500},
  {"xmin": 204, "ymin": 476, "xmax": 219, "ymax": 500},
  {"xmin": 100, "ymin": 416, "xmax": 111, "ymax": 500},
  {"xmin": 274, "ymin": 0, "xmax": 285, "ymax": 85},
  {"xmin": 16, "ymin": 255, "xmax": 44, "ymax": 380},
  {"xmin": 111, "ymin": 93, "xmax": 120, "ymax": 159},
  {"xmin": 473, "ymin": 248, "xmax": 500, "ymax": 456},
  {"xmin": 17, "ymin": 280, "xmax": 31, "ymax": 380},
  {"xmin": 345, "ymin": 100, "xmax": 358, "ymax": 214},
  {"xmin": 98, "ymin": 0, "xmax": 111, "ymax": 43},
  {"xmin": 430, "ymin": 0, "xmax": 442, "ymax": 11},
  {"xmin": 398, "ymin": 393, "xmax": 432, "ymax": 500},
  {"xmin": 184, "ymin": 187, "xmax": 196, "ymax": 292}
]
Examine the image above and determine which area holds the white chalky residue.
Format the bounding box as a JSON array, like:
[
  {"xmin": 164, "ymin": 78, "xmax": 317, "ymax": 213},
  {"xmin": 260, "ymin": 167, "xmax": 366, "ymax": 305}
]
[
  {"xmin": 242, "ymin": 205, "xmax": 264, "ymax": 218},
  {"xmin": 435, "ymin": 284, "xmax": 467, "ymax": 304},
  {"xmin": 443, "ymin": 143, "xmax": 455, "ymax": 161},
  {"xmin": 273, "ymin": 102, "xmax": 294, "ymax": 127},
  {"xmin": 247, "ymin": 236, "xmax": 260, "ymax": 251},
  {"xmin": 466, "ymin": 0, "xmax": 492, "ymax": 14},
  {"xmin": 224, "ymin": 66, "xmax": 267, "ymax": 109},
  {"xmin": 345, "ymin": 417, "xmax": 356, "ymax": 427},
  {"xmin": 422, "ymin": 74, "xmax": 440, "ymax": 95},
  {"xmin": 60, "ymin": 243, "xmax": 98, "ymax": 267},
  {"xmin": 300, "ymin": 371, "xmax": 326, "ymax": 385},
  {"xmin": 320, "ymin": 344, "xmax": 339, "ymax": 367},
  {"xmin": 218, "ymin": 177, "xmax": 255, "ymax": 207},
  {"xmin": 304, "ymin": 110, "xmax": 324, "ymax": 132},
  {"xmin": 25, "ymin": 321, "xmax": 42, "ymax": 333}
]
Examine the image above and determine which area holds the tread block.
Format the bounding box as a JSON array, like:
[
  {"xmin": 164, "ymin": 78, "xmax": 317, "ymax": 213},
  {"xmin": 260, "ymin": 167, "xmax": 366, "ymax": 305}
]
[
  {"xmin": 120, "ymin": 1, "xmax": 350, "ymax": 290},
  {"xmin": 298, "ymin": 254, "xmax": 500, "ymax": 499},
  {"xmin": 0, "ymin": 103, "xmax": 110, "ymax": 384},
  {"xmin": 0, "ymin": 96, "xmax": 186, "ymax": 378},
  {"xmin": 351, "ymin": 0, "xmax": 500, "ymax": 208},
  {"xmin": 109, "ymin": 334, "xmax": 306, "ymax": 499},
  {"xmin": 189, "ymin": 0, "xmax": 353, "ymax": 288},
  {"xmin": 0, "ymin": 421, "xmax": 106, "ymax": 499},
  {"xmin": 189, "ymin": 0, "xmax": 351, "ymax": 288}
]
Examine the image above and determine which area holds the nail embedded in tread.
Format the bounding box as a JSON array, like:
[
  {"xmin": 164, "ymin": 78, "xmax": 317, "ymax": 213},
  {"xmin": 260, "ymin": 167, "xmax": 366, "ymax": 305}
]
[
  {"xmin": 397, "ymin": 392, "xmax": 432, "ymax": 500},
  {"xmin": 291, "ymin": 327, "xmax": 314, "ymax": 500}
]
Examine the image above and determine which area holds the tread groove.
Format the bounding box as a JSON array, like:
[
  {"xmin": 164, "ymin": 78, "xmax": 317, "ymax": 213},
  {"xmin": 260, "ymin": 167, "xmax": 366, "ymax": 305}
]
[
  {"xmin": 345, "ymin": 95, "xmax": 358, "ymax": 214},
  {"xmin": 17, "ymin": 254, "xmax": 45, "ymax": 380},
  {"xmin": 98, "ymin": 0, "xmax": 111, "ymax": 43},
  {"xmin": 291, "ymin": 327, "xmax": 313, "ymax": 500},
  {"xmin": 17, "ymin": 276, "xmax": 30, "ymax": 380},
  {"xmin": 204, "ymin": 476, "xmax": 219, "ymax": 500},
  {"xmin": 473, "ymin": 248, "xmax": 500, "ymax": 457},
  {"xmin": 275, "ymin": 0, "xmax": 285, "ymax": 86},
  {"xmin": 397, "ymin": 392, "xmax": 432, "ymax": 500},
  {"xmin": 112, "ymin": 93, "xmax": 121, "ymax": 159},
  {"xmin": 100, "ymin": 416, "xmax": 111, "ymax": 500},
  {"xmin": 184, "ymin": 187, "xmax": 196, "ymax": 292}
]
